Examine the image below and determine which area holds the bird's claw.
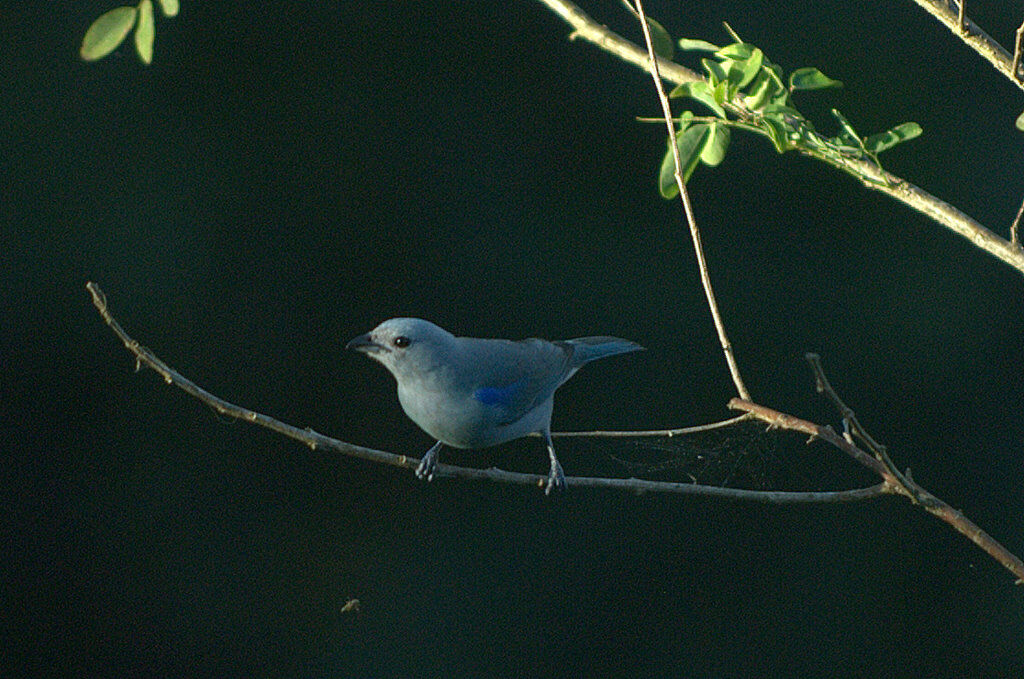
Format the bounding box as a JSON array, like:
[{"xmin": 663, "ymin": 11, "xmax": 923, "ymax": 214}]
[
  {"xmin": 415, "ymin": 442, "xmax": 441, "ymax": 482},
  {"xmin": 415, "ymin": 456, "xmax": 436, "ymax": 481},
  {"xmin": 544, "ymin": 460, "xmax": 566, "ymax": 495}
]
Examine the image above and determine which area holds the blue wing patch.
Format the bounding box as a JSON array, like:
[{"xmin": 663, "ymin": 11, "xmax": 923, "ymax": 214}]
[{"xmin": 473, "ymin": 380, "xmax": 524, "ymax": 408}]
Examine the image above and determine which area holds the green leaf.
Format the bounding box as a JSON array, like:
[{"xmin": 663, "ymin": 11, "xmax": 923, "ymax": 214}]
[
  {"xmin": 760, "ymin": 116, "xmax": 790, "ymax": 153},
  {"xmin": 712, "ymin": 80, "xmax": 729, "ymax": 106},
  {"xmin": 701, "ymin": 58, "xmax": 728, "ymax": 86},
  {"xmin": 723, "ymin": 59, "xmax": 748, "ymax": 91},
  {"xmin": 700, "ymin": 122, "xmax": 731, "ymax": 166},
  {"xmin": 831, "ymin": 109, "xmax": 861, "ymax": 144},
  {"xmin": 716, "ymin": 43, "xmax": 755, "ymax": 61},
  {"xmin": 768, "ymin": 87, "xmax": 790, "ymax": 106},
  {"xmin": 762, "ymin": 110, "xmax": 806, "ymax": 146},
  {"xmin": 669, "ymin": 81, "xmax": 726, "ymax": 118},
  {"xmin": 863, "ymin": 122, "xmax": 923, "ymax": 153},
  {"xmin": 1016, "ymin": 110, "xmax": 1024, "ymax": 132},
  {"xmin": 888, "ymin": 121, "xmax": 922, "ymax": 140},
  {"xmin": 742, "ymin": 71, "xmax": 780, "ymax": 111},
  {"xmin": 678, "ymin": 38, "xmax": 721, "ymax": 52},
  {"xmin": 737, "ymin": 48, "xmax": 763, "ymax": 89},
  {"xmin": 134, "ymin": 0, "xmax": 155, "ymax": 65},
  {"xmin": 645, "ymin": 17, "xmax": 674, "ymax": 60},
  {"xmin": 80, "ymin": 6, "xmax": 137, "ymax": 61},
  {"xmin": 789, "ymin": 67, "xmax": 843, "ymax": 91},
  {"xmin": 761, "ymin": 104, "xmax": 804, "ymax": 120},
  {"xmin": 156, "ymin": 0, "xmax": 179, "ymax": 17},
  {"xmin": 767, "ymin": 65, "xmax": 791, "ymax": 105},
  {"xmin": 659, "ymin": 124, "xmax": 711, "ymax": 197}
]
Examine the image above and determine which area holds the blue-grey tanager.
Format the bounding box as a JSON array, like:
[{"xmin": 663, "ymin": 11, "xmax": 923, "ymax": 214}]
[{"xmin": 347, "ymin": 318, "xmax": 643, "ymax": 494}]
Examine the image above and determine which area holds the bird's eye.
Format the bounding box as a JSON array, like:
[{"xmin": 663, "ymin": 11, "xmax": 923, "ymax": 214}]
[{"xmin": 393, "ymin": 336, "xmax": 411, "ymax": 348}]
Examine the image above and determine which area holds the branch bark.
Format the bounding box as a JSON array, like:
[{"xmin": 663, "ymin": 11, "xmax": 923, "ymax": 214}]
[{"xmin": 910, "ymin": 0, "xmax": 1024, "ymax": 88}]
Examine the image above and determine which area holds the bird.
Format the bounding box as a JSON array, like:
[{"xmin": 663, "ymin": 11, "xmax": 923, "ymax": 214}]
[{"xmin": 346, "ymin": 318, "xmax": 642, "ymax": 494}]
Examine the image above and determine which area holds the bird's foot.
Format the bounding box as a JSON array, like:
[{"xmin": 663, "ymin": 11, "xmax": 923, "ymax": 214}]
[
  {"xmin": 544, "ymin": 459, "xmax": 566, "ymax": 495},
  {"xmin": 415, "ymin": 441, "xmax": 443, "ymax": 482}
]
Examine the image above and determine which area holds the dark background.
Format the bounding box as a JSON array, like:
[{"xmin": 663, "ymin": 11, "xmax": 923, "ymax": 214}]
[{"xmin": 5, "ymin": 1, "xmax": 1024, "ymax": 676}]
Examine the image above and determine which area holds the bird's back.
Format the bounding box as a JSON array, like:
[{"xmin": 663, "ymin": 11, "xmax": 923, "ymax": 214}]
[
  {"xmin": 453, "ymin": 336, "xmax": 571, "ymax": 416},
  {"xmin": 452, "ymin": 334, "xmax": 641, "ymax": 427}
]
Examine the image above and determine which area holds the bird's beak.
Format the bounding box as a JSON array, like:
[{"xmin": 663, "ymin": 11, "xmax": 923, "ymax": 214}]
[{"xmin": 346, "ymin": 332, "xmax": 386, "ymax": 354}]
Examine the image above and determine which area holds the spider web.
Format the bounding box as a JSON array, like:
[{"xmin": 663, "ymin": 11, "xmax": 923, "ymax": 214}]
[{"xmin": 579, "ymin": 420, "xmax": 836, "ymax": 490}]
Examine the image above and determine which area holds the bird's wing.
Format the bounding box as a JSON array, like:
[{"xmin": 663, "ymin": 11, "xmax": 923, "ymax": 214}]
[{"xmin": 459, "ymin": 338, "xmax": 571, "ymax": 426}]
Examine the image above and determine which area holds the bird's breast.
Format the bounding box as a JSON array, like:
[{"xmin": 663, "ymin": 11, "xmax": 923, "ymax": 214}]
[{"xmin": 396, "ymin": 380, "xmax": 552, "ymax": 449}]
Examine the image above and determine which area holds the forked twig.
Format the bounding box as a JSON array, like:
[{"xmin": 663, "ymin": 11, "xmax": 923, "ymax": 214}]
[
  {"xmin": 804, "ymin": 353, "xmax": 924, "ymax": 502},
  {"xmin": 729, "ymin": 363, "xmax": 1024, "ymax": 584}
]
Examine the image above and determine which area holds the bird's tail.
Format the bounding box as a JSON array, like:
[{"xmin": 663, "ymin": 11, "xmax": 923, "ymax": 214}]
[{"xmin": 561, "ymin": 336, "xmax": 644, "ymax": 367}]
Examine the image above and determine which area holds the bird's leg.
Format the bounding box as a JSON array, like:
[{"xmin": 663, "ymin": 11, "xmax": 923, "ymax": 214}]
[
  {"xmin": 415, "ymin": 440, "xmax": 444, "ymax": 481},
  {"xmin": 542, "ymin": 430, "xmax": 566, "ymax": 495}
]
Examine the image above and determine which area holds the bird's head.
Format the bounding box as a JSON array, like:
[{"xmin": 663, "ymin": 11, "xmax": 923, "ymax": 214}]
[{"xmin": 346, "ymin": 317, "xmax": 455, "ymax": 381}]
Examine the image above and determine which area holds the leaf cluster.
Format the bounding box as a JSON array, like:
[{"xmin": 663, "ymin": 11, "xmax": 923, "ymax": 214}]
[
  {"xmin": 80, "ymin": 0, "xmax": 179, "ymax": 65},
  {"xmin": 658, "ymin": 25, "xmax": 922, "ymax": 197}
]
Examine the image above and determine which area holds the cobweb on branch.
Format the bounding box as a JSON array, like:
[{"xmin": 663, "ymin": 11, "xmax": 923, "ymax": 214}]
[{"xmin": 591, "ymin": 420, "xmax": 841, "ymax": 490}]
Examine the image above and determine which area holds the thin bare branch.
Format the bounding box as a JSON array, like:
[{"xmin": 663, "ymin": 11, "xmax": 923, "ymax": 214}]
[
  {"xmin": 630, "ymin": 0, "xmax": 749, "ymax": 400},
  {"xmin": 909, "ymin": 0, "xmax": 1024, "ymax": 89},
  {"xmin": 1012, "ymin": 195, "xmax": 1024, "ymax": 248},
  {"xmin": 533, "ymin": 0, "xmax": 1024, "ymax": 275},
  {"xmin": 553, "ymin": 413, "xmax": 752, "ymax": 437},
  {"xmin": 86, "ymin": 282, "xmax": 878, "ymax": 504},
  {"xmin": 727, "ymin": 398, "xmax": 888, "ymax": 478}
]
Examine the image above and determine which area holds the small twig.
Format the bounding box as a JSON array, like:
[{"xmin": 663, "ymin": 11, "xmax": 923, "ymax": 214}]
[
  {"xmin": 86, "ymin": 282, "xmax": 878, "ymax": 504},
  {"xmin": 1012, "ymin": 195, "xmax": 1024, "ymax": 249},
  {"xmin": 1015, "ymin": 20, "xmax": 1024, "ymax": 82},
  {"xmin": 958, "ymin": 0, "xmax": 966, "ymax": 34},
  {"xmin": 728, "ymin": 397, "xmax": 1024, "ymax": 584},
  {"xmin": 727, "ymin": 399, "xmax": 888, "ymax": 477},
  {"xmin": 631, "ymin": 0, "xmax": 750, "ymax": 401},
  {"xmin": 553, "ymin": 413, "xmax": 751, "ymax": 438},
  {"xmin": 803, "ymin": 353, "xmax": 925, "ymax": 503}
]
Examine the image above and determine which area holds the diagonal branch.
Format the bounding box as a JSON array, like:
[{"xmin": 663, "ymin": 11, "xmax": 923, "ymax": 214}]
[
  {"xmin": 534, "ymin": 0, "xmax": 1024, "ymax": 275},
  {"xmin": 910, "ymin": 0, "xmax": 1024, "ymax": 88},
  {"xmin": 727, "ymin": 397, "xmax": 1024, "ymax": 584}
]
